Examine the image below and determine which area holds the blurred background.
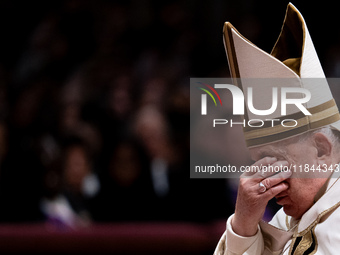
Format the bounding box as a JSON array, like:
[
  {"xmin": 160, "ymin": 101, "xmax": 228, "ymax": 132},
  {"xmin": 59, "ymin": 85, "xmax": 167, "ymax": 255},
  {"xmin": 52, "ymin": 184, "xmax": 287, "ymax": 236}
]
[{"xmin": 0, "ymin": 0, "xmax": 339, "ymax": 254}]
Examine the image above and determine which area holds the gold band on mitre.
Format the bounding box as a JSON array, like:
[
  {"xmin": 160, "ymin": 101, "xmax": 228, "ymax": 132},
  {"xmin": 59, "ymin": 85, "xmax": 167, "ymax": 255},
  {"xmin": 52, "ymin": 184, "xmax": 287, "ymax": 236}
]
[
  {"xmin": 223, "ymin": 3, "xmax": 340, "ymax": 148},
  {"xmin": 244, "ymin": 99, "xmax": 340, "ymax": 147}
]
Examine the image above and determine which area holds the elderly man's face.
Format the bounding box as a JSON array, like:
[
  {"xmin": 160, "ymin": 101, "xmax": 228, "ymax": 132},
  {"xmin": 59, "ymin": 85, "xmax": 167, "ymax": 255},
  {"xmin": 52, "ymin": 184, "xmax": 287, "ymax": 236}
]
[{"xmin": 250, "ymin": 137, "xmax": 329, "ymax": 219}]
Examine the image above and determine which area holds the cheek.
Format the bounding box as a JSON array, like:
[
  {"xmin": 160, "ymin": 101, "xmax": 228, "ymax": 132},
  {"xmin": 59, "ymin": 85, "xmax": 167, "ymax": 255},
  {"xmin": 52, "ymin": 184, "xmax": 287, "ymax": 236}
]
[
  {"xmin": 288, "ymin": 179, "xmax": 316, "ymax": 204},
  {"xmin": 286, "ymin": 151, "xmax": 319, "ymax": 178},
  {"xmin": 288, "ymin": 151, "xmax": 315, "ymax": 165}
]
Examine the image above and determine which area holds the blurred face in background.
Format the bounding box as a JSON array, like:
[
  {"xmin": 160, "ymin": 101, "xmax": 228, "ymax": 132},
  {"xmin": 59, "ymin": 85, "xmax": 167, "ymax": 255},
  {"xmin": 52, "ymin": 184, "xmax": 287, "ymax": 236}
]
[
  {"xmin": 109, "ymin": 142, "xmax": 141, "ymax": 188},
  {"xmin": 64, "ymin": 145, "xmax": 91, "ymax": 192},
  {"xmin": 134, "ymin": 106, "xmax": 169, "ymax": 159}
]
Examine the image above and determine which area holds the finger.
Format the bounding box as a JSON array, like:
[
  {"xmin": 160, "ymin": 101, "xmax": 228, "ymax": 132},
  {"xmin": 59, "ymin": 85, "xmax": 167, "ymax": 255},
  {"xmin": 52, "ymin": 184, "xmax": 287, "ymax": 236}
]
[
  {"xmin": 251, "ymin": 160, "xmax": 290, "ymax": 180},
  {"xmin": 242, "ymin": 157, "xmax": 277, "ymax": 177},
  {"xmin": 262, "ymin": 181, "xmax": 289, "ymax": 200},
  {"xmin": 259, "ymin": 170, "xmax": 292, "ymax": 191}
]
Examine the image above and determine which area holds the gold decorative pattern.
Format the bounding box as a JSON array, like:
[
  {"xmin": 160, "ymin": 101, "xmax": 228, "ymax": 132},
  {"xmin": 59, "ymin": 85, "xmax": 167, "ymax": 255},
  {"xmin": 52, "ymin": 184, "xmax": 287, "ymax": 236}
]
[
  {"xmin": 243, "ymin": 99, "xmax": 340, "ymax": 147},
  {"xmin": 288, "ymin": 225, "xmax": 318, "ymax": 255}
]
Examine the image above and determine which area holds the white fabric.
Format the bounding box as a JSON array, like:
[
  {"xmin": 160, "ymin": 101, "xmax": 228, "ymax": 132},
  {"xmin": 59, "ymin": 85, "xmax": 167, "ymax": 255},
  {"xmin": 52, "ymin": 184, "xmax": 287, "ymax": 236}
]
[{"xmin": 231, "ymin": 27, "xmax": 298, "ymax": 79}]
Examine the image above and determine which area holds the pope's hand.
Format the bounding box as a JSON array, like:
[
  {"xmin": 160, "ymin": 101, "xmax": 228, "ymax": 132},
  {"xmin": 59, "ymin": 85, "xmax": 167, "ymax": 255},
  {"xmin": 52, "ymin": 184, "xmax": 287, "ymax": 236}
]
[{"xmin": 231, "ymin": 157, "xmax": 292, "ymax": 237}]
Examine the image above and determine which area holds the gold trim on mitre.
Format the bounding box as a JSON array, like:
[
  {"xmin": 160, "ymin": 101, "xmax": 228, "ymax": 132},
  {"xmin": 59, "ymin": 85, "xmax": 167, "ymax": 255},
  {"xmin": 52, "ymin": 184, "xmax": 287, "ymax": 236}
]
[{"xmin": 223, "ymin": 3, "xmax": 340, "ymax": 147}]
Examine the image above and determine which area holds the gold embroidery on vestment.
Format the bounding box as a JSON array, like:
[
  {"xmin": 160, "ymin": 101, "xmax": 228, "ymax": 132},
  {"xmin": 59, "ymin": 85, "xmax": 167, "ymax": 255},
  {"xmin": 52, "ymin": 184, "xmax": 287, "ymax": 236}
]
[{"xmin": 289, "ymin": 225, "xmax": 317, "ymax": 255}]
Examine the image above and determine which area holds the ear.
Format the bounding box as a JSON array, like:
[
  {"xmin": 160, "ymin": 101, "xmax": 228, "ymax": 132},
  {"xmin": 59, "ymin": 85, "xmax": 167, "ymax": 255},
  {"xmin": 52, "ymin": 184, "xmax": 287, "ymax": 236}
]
[{"xmin": 313, "ymin": 132, "xmax": 332, "ymax": 159}]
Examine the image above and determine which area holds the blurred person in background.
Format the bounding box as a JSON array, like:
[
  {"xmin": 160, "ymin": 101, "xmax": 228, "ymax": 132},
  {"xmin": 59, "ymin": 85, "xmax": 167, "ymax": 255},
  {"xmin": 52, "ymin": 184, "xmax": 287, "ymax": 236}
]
[
  {"xmin": 134, "ymin": 105, "xmax": 174, "ymax": 199},
  {"xmin": 40, "ymin": 136, "xmax": 100, "ymax": 228},
  {"xmin": 0, "ymin": 80, "xmax": 48, "ymax": 222},
  {"xmin": 134, "ymin": 102, "xmax": 232, "ymax": 222},
  {"xmin": 133, "ymin": 104, "xmax": 187, "ymax": 221},
  {"xmin": 91, "ymin": 138, "xmax": 153, "ymax": 222}
]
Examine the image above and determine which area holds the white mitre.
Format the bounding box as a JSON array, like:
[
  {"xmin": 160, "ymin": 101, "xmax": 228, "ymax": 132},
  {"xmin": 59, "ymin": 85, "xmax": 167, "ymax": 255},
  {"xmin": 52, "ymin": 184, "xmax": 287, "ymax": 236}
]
[{"xmin": 223, "ymin": 3, "xmax": 340, "ymax": 147}]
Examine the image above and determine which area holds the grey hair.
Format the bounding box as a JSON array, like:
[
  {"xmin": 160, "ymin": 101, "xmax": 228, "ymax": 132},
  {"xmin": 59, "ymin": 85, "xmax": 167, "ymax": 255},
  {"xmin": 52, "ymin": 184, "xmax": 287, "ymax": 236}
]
[
  {"xmin": 274, "ymin": 126, "xmax": 340, "ymax": 155},
  {"xmin": 297, "ymin": 126, "xmax": 340, "ymax": 153}
]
